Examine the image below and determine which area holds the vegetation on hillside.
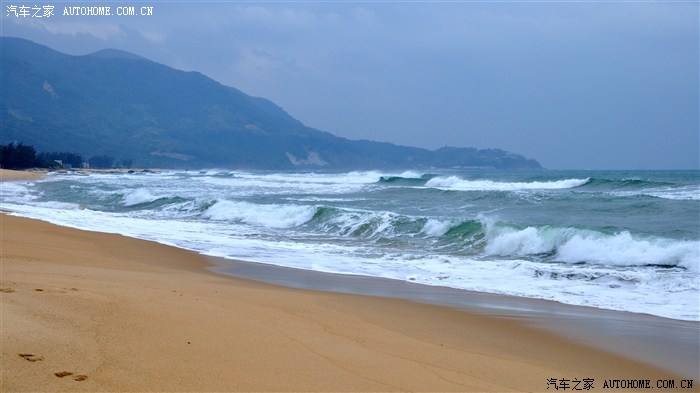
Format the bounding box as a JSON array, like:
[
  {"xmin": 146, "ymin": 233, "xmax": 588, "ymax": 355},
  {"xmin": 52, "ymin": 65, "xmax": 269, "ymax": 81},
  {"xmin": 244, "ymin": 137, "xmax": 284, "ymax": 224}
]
[
  {"xmin": 0, "ymin": 142, "xmax": 116, "ymax": 170},
  {"xmin": 1, "ymin": 37, "xmax": 542, "ymax": 170},
  {"xmin": 0, "ymin": 142, "xmax": 39, "ymax": 169}
]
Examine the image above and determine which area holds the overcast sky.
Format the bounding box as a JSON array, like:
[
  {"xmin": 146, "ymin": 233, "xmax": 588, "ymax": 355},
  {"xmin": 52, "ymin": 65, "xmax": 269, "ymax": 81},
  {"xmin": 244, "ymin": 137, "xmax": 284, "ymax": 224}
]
[{"xmin": 3, "ymin": 1, "xmax": 698, "ymax": 169}]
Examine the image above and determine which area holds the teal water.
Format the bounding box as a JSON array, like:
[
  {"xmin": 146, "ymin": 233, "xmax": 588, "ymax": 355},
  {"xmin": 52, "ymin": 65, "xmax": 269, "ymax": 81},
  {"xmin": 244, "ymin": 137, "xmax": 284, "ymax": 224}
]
[{"xmin": 2, "ymin": 169, "xmax": 698, "ymax": 320}]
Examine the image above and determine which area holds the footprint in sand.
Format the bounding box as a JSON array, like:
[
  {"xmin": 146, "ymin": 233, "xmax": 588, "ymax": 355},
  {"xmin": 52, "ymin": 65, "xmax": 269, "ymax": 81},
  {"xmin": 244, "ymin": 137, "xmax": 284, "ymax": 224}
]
[
  {"xmin": 19, "ymin": 353, "xmax": 44, "ymax": 362},
  {"xmin": 54, "ymin": 371, "xmax": 87, "ymax": 381}
]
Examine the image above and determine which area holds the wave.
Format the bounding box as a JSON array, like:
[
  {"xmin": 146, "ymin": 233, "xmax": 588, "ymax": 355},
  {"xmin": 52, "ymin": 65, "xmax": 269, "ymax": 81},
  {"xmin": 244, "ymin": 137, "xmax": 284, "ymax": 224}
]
[
  {"xmin": 5, "ymin": 170, "xmax": 698, "ymax": 321},
  {"xmin": 378, "ymin": 173, "xmax": 437, "ymax": 186},
  {"xmin": 203, "ymin": 200, "xmax": 317, "ymax": 229},
  {"xmin": 424, "ymin": 177, "xmax": 590, "ymax": 191},
  {"xmin": 117, "ymin": 188, "xmax": 194, "ymax": 214},
  {"xmin": 121, "ymin": 188, "xmax": 160, "ymax": 206},
  {"xmin": 304, "ymin": 206, "xmax": 700, "ymax": 271},
  {"xmin": 244, "ymin": 200, "xmax": 697, "ymax": 271},
  {"xmin": 576, "ymin": 178, "xmax": 700, "ymax": 200},
  {"xmin": 483, "ymin": 221, "xmax": 699, "ymax": 272},
  {"xmin": 556, "ymin": 231, "xmax": 699, "ymax": 271},
  {"xmin": 643, "ymin": 187, "xmax": 700, "ymax": 201},
  {"xmin": 309, "ymin": 207, "xmax": 419, "ymax": 238},
  {"xmin": 421, "ymin": 219, "xmax": 453, "ymax": 236},
  {"xmin": 198, "ymin": 198, "xmax": 698, "ymax": 272},
  {"xmin": 38, "ymin": 177, "xmax": 700, "ymax": 273},
  {"xmin": 230, "ymin": 170, "xmax": 389, "ymax": 185},
  {"xmin": 197, "ymin": 170, "xmax": 391, "ymax": 195},
  {"xmin": 580, "ymin": 177, "xmax": 674, "ymax": 190},
  {"xmin": 195, "ymin": 171, "xmax": 696, "ymax": 200}
]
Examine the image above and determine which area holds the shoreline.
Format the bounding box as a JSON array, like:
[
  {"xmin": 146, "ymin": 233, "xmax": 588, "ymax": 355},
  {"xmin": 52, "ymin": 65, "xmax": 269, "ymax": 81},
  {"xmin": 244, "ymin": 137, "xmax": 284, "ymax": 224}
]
[
  {"xmin": 2, "ymin": 214, "xmax": 697, "ymax": 391},
  {"xmin": 210, "ymin": 258, "xmax": 700, "ymax": 378}
]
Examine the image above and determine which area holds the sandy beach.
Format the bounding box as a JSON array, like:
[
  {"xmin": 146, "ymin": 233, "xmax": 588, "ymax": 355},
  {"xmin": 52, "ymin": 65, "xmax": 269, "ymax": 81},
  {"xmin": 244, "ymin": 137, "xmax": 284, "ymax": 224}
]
[
  {"xmin": 0, "ymin": 169, "xmax": 45, "ymax": 181},
  {"xmin": 1, "ymin": 171, "xmax": 697, "ymax": 392}
]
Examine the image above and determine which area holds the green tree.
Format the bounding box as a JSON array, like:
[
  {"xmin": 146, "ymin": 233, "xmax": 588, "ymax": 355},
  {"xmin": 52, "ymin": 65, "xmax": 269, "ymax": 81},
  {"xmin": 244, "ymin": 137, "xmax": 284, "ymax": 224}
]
[
  {"xmin": 0, "ymin": 142, "xmax": 38, "ymax": 169},
  {"xmin": 37, "ymin": 152, "xmax": 84, "ymax": 168},
  {"xmin": 88, "ymin": 155, "xmax": 114, "ymax": 169}
]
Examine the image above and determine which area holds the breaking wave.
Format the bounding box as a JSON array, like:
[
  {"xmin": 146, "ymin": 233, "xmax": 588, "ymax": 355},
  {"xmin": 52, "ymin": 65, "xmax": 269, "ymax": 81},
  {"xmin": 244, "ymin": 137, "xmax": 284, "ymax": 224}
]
[
  {"xmin": 203, "ymin": 200, "xmax": 317, "ymax": 229},
  {"xmin": 423, "ymin": 177, "xmax": 590, "ymax": 191},
  {"xmin": 196, "ymin": 199, "xmax": 699, "ymax": 272},
  {"xmin": 483, "ymin": 222, "xmax": 699, "ymax": 272},
  {"xmin": 121, "ymin": 188, "xmax": 160, "ymax": 206},
  {"xmin": 4, "ymin": 169, "xmax": 698, "ymax": 320}
]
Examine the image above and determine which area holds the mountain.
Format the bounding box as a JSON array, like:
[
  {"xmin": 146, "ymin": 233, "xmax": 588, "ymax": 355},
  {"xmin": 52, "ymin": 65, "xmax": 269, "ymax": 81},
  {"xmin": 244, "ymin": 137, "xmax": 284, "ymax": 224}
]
[{"xmin": 1, "ymin": 37, "xmax": 542, "ymax": 169}]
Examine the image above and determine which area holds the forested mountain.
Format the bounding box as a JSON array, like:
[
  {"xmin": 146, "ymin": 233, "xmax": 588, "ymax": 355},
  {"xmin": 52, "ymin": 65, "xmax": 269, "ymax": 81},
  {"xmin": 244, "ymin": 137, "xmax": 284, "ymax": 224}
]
[{"xmin": 1, "ymin": 37, "xmax": 541, "ymax": 169}]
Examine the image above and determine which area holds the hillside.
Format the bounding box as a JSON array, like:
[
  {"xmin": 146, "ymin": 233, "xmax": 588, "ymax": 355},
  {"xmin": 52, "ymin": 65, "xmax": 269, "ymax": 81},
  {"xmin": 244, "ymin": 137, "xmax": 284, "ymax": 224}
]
[{"xmin": 1, "ymin": 37, "xmax": 541, "ymax": 169}]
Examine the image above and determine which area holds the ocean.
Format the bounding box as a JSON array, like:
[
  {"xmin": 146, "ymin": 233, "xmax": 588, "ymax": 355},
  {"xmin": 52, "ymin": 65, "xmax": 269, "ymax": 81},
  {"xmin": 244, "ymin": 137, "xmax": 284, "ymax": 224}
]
[{"xmin": 2, "ymin": 169, "xmax": 698, "ymax": 321}]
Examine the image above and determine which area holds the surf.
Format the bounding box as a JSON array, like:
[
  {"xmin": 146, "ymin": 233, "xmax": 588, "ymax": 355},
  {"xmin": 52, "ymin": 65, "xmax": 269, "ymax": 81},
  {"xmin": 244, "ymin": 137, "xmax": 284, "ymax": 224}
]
[{"xmin": 2, "ymin": 169, "xmax": 698, "ymax": 321}]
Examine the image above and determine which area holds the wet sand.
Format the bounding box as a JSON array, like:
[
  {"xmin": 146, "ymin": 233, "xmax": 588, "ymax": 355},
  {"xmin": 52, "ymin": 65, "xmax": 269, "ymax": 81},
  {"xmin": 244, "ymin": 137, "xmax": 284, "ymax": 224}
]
[{"xmin": 213, "ymin": 259, "xmax": 700, "ymax": 379}]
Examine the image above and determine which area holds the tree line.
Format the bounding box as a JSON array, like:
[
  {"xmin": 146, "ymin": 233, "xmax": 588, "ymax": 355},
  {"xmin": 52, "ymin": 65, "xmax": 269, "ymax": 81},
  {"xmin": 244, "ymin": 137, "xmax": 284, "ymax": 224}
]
[{"xmin": 0, "ymin": 142, "xmax": 120, "ymax": 169}]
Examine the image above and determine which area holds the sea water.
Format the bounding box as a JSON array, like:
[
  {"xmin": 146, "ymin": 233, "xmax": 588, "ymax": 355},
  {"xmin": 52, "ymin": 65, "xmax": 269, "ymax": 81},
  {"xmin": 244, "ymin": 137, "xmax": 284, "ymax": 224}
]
[{"xmin": 2, "ymin": 169, "xmax": 698, "ymax": 321}]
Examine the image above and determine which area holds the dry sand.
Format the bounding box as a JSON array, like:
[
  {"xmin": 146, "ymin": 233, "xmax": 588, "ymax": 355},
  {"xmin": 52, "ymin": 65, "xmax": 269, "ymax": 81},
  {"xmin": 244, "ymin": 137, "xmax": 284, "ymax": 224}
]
[
  {"xmin": 0, "ymin": 170, "xmax": 695, "ymax": 391},
  {"xmin": 0, "ymin": 169, "xmax": 45, "ymax": 181}
]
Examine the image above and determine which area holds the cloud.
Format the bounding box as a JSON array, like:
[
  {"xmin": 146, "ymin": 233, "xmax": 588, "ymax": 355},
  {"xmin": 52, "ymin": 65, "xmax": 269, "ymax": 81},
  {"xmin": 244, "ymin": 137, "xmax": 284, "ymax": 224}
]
[
  {"xmin": 2, "ymin": 1, "xmax": 697, "ymax": 168},
  {"xmin": 7, "ymin": 15, "xmax": 124, "ymax": 41},
  {"xmin": 234, "ymin": 48, "xmax": 299, "ymax": 80}
]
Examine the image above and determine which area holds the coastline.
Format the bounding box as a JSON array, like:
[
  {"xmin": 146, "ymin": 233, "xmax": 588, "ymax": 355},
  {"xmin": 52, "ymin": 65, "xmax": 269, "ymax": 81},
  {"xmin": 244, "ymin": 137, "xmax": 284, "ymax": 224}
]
[
  {"xmin": 2, "ymin": 213, "xmax": 696, "ymax": 392},
  {"xmin": 211, "ymin": 258, "xmax": 700, "ymax": 378}
]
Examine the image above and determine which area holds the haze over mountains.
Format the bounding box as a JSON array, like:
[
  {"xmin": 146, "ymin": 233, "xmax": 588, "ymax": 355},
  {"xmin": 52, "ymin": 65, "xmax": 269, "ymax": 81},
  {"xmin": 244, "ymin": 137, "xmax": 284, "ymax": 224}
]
[{"xmin": 1, "ymin": 37, "xmax": 541, "ymax": 169}]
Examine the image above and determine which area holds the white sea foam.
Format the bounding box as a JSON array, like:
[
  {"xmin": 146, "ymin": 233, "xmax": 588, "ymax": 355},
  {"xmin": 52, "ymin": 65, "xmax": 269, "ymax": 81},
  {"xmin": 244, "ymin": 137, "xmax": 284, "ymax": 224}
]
[
  {"xmin": 320, "ymin": 209, "xmax": 397, "ymax": 238},
  {"xmin": 233, "ymin": 170, "xmax": 385, "ymax": 185},
  {"xmin": 203, "ymin": 200, "xmax": 316, "ymax": 229},
  {"xmin": 197, "ymin": 170, "xmax": 385, "ymax": 195},
  {"xmin": 121, "ymin": 188, "xmax": 159, "ymax": 206},
  {"xmin": 644, "ymin": 186, "xmax": 700, "ymax": 201},
  {"xmin": 486, "ymin": 226, "xmax": 558, "ymax": 256},
  {"xmin": 556, "ymin": 232, "xmax": 700, "ymax": 272},
  {"xmin": 397, "ymin": 170, "xmax": 424, "ymax": 179},
  {"xmin": 484, "ymin": 222, "xmax": 700, "ymax": 272},
  {"xmin": 0, "ymin": 182, "xmax": 39, "ymax": 205},
  {"xmin": 425, "ymin": 177, "xmax": 589, "ymax": 191},
  {"xmin": 422, "ymin": 219, "xmax": 453, "ymax": 237}
]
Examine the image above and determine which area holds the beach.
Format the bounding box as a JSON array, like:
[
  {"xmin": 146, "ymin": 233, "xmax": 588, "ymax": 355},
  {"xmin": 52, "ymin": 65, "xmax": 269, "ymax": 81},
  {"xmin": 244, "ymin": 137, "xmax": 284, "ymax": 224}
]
[
  {"xmin": 0, "ymin": 169, "xmax": 45, "ymax": 182},
  {"xmin": 1, "ymin": 170, "xmax": 697, "ymax": 392}
]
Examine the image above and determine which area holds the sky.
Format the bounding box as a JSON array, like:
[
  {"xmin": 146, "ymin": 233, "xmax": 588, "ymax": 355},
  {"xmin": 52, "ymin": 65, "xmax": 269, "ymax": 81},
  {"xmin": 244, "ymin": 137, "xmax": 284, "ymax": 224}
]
[{"xmin": 2, "ymin": 1, "xmax": 698, "ymax": 169}]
